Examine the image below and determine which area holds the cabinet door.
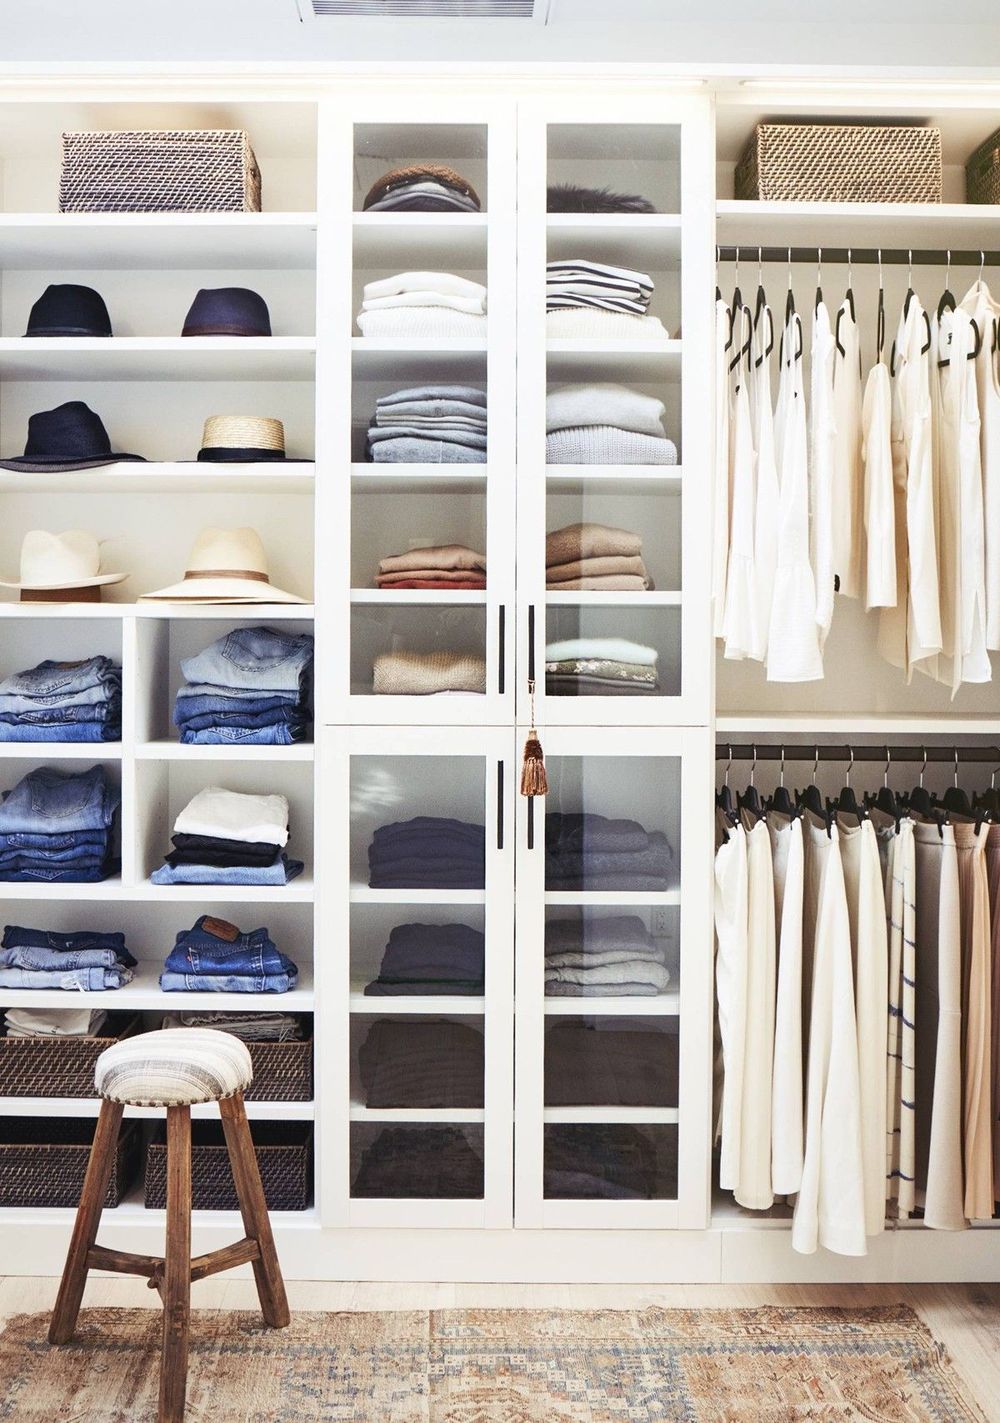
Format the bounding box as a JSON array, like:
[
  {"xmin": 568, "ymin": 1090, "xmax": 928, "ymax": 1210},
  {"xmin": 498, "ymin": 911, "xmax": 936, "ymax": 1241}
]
[
  {"xmin": 515, "ymin": 97, "xmax": 714, "ymax": 727},
  {"xmin": 513, "ymin": 726, "xmax": 713, "ymax": 1229},
  {"xmin": 317, "ymin": 99, "xmax": 517, "ymax": 726},
  {"xmin": 319, "ymin": 725, "xmax": 515, "ymax": 1228}
]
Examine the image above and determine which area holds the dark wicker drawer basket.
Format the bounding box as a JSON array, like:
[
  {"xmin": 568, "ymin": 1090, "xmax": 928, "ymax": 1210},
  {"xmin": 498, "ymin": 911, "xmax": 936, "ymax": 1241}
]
[
  {"xmin": 967, "ymin": 126, "xmax": 1000, "ymax": 204},
  {"xmin": 0, "ymin": 1013, "xmax": 141, "ymax": 1098},
  {"xmin": 244, "ymin": 1030, "xmax": 313, "ymax": 1104},
  {"xmin": 144, "ymin": 1121, "xmax": 312, "ymax": 1212},
  {"xmin": 0, "ymin": 1118, "xmax": 140, "ymax": 1209},
  {"xmin": 60, "ymin": 129, "xmax": 262, "ymax": 213}
]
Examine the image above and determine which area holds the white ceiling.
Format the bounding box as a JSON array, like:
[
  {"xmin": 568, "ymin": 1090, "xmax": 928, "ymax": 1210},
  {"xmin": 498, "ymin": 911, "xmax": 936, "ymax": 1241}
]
[{"xmin": 1, "ymin": 0, "xmax": 999, "ymax": 67}]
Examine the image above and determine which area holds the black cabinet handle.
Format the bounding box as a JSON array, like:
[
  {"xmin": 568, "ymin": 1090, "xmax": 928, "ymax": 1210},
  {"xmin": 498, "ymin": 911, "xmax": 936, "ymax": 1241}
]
[
  {"xmin": 497, "ymin": 603, "xmax": 506, "ymax": 696},
  {"xmin": 527, "ymin": 604, "xmax": 536, "ymax": 684},
  {"xmin": 527, "ymin": 795, "xmax": 535, "ymax": 850},
  {"xmin": 496, "ymin": 760, "xmax": 504, "ymax": 850}
]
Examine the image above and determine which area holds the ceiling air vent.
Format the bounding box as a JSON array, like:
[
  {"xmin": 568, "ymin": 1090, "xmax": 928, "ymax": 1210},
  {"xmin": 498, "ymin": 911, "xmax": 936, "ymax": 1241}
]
[{"xmin": 302, "ymin": 1, "xmax": 541, "ymax": 16}]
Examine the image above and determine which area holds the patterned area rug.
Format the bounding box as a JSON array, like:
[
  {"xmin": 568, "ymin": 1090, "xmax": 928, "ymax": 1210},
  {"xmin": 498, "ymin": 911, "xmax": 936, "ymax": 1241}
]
[{"xmin": 0, "ymin": 1304, "xmax": 987, "ymax": 1421}]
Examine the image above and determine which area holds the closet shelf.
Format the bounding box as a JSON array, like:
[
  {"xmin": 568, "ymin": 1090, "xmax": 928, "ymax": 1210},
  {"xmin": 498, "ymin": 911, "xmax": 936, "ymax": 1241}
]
[
  {"xmin": 715, "ymin": 200, "xmax": 1000, "ymax": 251},
  {"xmin": 542, "ymin": 1106, "xmax": 679, "ymax": 1125},
  {"xmin": 0, "ymin": 212, "xmax": 319, "ymax": 270},
  {"xmin": 352, "ymin": 338, "xmax": 488, "ymax": 381},
  {"xmin": 546, "ymin": 339, "xmax": 682, "ymax": 382},
  {"xmin": 544, "ymin": 890, "xmax": 681, "ymax": 907},
  {"xmin": 0, "ymin": 603, "xmax": 316, "ymax": 622},
  {"xmin": 0, "ymin": 1096, "xmax": 315, "ymax": 1121},
  {"xmin": 545, "ymin": 467, "xmax": 682, "ymax": 491},
  {"xmin": 353, "ymin": 212, "xmax": 487, "ymax": 267},
  {"xmin": 0, "ymin": 463, "xmax": 315, "ymax": 496},
  {"xmin": 542, "ymin": 993, "xmax": 680, "ymax": 1016},
  {"xmin": 546, "ymin": 213, "xmax": 682, "ymax": 266},
  {"xmin": 350, "ymin": 991, "xmax": 486, "ymax": 1015},
  {"xmin": 0, "ymin": 337, "xmax": 316, "ymax": 382},
  {"xmin": 135, "ymin": 740, "xmax": 315, "ymax": 761},
  {"xmin": 349, "ymin": 1104, "xmax": 486, "ymax": 1124},
  {"xmin": 350, "ymin": 885, "xmax": 487, "ymax": 906},
  {"xmin": 0, "ymin": 963, "xmax": 314, "ymax": 1012},
  {"xmin": 715, "ymin": 713, "xmax": 1000, "ymax": 736},
  {"xmin": 0, "ymin": 1199, "xmax": 321, "ymax": 1231},
  {"xmin": 350, "ymin": 588, "xmax": 488, "ymax": 606},
  {"xmin": 546, "ymin": 591, "xmax": 681, "ymax": 606},
  {"xmin": 350, "ymin": 466, "xmax": 487, "ymax": 494},
  {"xmin": 0, "ymin": 742, "xmax": 123, "ymax": 759},
  {"xmin": 0, "ymin": 877, "xmax": 314, "ymax": 903}
]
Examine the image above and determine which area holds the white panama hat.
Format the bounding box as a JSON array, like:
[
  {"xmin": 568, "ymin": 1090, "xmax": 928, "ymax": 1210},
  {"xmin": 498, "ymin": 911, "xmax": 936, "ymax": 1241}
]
[
  {"xmin": 0, "ymin": 529, "xmax": 127, "ymax": 590},
  {"xmin": 139, "ymin": 526, "xmax": 305, "ymax": 604}
]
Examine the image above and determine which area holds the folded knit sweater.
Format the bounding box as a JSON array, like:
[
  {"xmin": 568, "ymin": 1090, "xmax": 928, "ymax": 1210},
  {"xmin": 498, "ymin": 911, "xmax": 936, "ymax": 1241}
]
[
  {"xmin": 546, "ymin": 523, "xmax": 643, "ymax": 565},
  {"xmin": 545, "ymin": 383, "xmax": 666, "ymax": 436}
]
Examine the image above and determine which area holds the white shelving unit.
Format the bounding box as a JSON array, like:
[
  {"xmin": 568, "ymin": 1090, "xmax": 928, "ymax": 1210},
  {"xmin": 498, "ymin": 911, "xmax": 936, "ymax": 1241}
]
[{"xmin": 0, "ymin": 71, "xmax": 997, "ymax": 1285}]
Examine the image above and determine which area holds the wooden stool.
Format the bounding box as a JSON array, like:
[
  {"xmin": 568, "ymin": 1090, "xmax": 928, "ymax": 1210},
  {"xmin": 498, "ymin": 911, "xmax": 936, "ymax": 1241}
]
[{"xmin": 49, "ymin": 1027, "xmax": 290, "ymax": 1423}]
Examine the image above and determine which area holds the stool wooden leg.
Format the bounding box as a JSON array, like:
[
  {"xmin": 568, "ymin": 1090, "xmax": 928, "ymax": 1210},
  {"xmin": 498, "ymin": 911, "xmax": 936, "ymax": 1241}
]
[
  {"xmin": 218, "ymin": 1093, "xmax": 290, "ymax": 1329},
  {"xmin": 49, "ymin": 1099, "xmax": 123, "ymax": 1345},
  {"xmin": 159, "ymin": 1105, "xmax": 192, "ymax": 1423}
]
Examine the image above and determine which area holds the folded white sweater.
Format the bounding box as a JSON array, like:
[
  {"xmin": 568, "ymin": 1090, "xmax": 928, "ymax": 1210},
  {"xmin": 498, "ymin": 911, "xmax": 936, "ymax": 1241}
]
[
  {"xmin": 546, "ymin": 309, "xmax": 668, "ymax": 340},
  {"xmin": 544, "ymin": 637, "xmax": 659, "ymax": 665},
  {"xmin": 545, "ymin": 382, "xmax": 667, "ymax": 436},
  {"xmin": 173, "ymin": 786, "xmax": 290, "ymax": 847},
  {"xmin": 363, "ymin": 289, "xmax": 487, "ymax": 316},
  {"xmin": 356, "ymin": 308, "xmax": 488, "ymax": 338},
  {"xmin": 363, "ymin": 271, "xmax": 487, "ymax": 304}
]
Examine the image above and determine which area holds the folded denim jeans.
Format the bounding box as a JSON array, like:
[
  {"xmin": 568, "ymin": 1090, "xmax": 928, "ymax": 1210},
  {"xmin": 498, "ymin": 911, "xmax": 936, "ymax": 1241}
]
[
  {"xmin": 150, "ymin": 856, "xmax": 303, "ymax": 886},
  {"xmin": 173, "ymin": 707, "xmax": 301, "ymax": 733},
  {"xmin": 0, "ymin": 965, "xmax": 132, "ymax": 990},
  {"xmin": 0, "ymin": 830, "xmax": 108, "ymax": 852},
  {"xmin": 179, "ymin": 627, "xmax": 314, "ymax": 694},
  {"xmin": 0, "ymin": 765, "xmax": 119, "ymax": 834},
  {"xmin": 180, "ymin": 725, "xmax": 300, "ymax": 746},
  {"xmin": 0, "ymin": 657, "xmax": 121, "ymax": 702},
  {"xmin": 0, "ymin": 859, "xmax": 119, "ymax": 884},
  {"xmin": 175, "ymin": 682, "xmax": 302, "ymax": 704},
  {"xmin": 0, "ymin": 722, "xmax": 120, "ymax": 743},
  {"xmin": 0, "ymin": 686, "xmax": 120, "ymax": 717},
  {"xmin": 0, "ymin": 847, "xmax": 110, "ymax": 869},
  {"xmin": 173, "ymin": 694, "xmax": 299, "ymax": 725},
  {"xmin": 173, "ymin": 916, "xmax": 276, "ymax": 954},
  {"xmin": 164, "ymin": 942, "xmax": 296, "ymax": 976},
  {"xmin": 2, "ymin": 925, "xmax": 136, "ymax": 967},
  {"xmin": 0, "ymin": 703, "xmax": 115, "ymax": 725},
  {"xmin": 0, "ymin": 945, "xmax": 127, "ymax": 972},
  {"xmin": 158, "ymin": 970, "xmax": 298, "ymax": 993}
]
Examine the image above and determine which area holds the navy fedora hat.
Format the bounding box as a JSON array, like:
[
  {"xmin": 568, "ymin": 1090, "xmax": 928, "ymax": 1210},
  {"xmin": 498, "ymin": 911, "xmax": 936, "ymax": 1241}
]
[
  {"xmin": 182, "ymin": 287, "xmax": 271, "ymax": 338},
  {"xmin": 25, "ymin": 284, "xmax": 112, "ymax": 338},
  {"xmin": 0, "ymin": 401, "xmax": 145, "ymax": 472}
]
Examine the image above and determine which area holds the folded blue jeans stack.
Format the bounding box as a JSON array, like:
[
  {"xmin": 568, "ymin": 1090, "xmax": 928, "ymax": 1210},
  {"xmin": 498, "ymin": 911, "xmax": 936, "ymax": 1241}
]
[
  {"xmin": 0, "ymin": 656, "xmax": 122, "ymax": 742},
  {"xmin": 173, "ymin": 626, "xmax": 314, "ymax": 746},
  {"xmin": 366, "ymin": 384, "xmax": 487, "ymax": 464},
  {"xmin": 0, "ymin": 924, "xmax": 135, "ymax": 991},
  {"xmin": 160, "ymin": 914, "xmax": 298, "ymax": 994},
  {"xmin": 0, "ymin": 765, "xmax": 120, "ymax": 883},
  {"xmin": 151, "ymin": 786, "xmax": 303, "ymax": 886}
]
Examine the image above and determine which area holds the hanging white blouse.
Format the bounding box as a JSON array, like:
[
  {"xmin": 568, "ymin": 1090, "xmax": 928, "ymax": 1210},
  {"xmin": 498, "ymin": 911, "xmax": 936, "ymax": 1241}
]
[
  {"xmin": 959, "ymin": 280, "xmax": 1000, "ymax": 650},
  {"xmin": 877, "ymin": 296, "xmax": 942, "ymax": 680},
  {"xmin": 831, "ymin": 295, "xmax": 864, "ymax": 600},
  {"xmin": 861, "ymin": 357, "xmax": 897, "ymax": 609},
  {"xmin": 838, "ymin": 814, "xmax": 889, "ymax": 1238},
  {"xmin": 714, "ymin": 812, "xmax": 748, "ymax": 1192},
  {"xmin": 712, "ymin": 298, "xmax": 732, "ymax": 640},
  {"xmin": 767, "ymin": 311, "xmax": 824, "ymax": 683},
  {"xmin": 792, "ymin": 815, "xmax": 867, "ymax": 1257},
  {"xmin": 769, "ymin": 810, "xmax": 805, "ymax": 1196},
  {"xmin": 750, "ymin": 305, "xmax": 779, "ymax": 662},
  {"xmin": 735, "ymin": 812, "xmax": 776, "ymax": 1210},
  {"xmin": 883, "ymin": 815, "xmax": 916, "ymax": 1218},
  {"xmin": 722, "ymin": 306, "xmax": 761, "ymax": 661},
  {"xmin": 810, "ymin": 300, "xmax": 838, "ymax": 647}
]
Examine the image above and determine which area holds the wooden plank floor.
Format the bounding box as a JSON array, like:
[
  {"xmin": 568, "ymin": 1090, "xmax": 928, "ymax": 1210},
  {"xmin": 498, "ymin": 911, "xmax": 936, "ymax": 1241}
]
[{"xmin": 2, "ymin": 1277, "xmax": 998, "ymax": 1421}]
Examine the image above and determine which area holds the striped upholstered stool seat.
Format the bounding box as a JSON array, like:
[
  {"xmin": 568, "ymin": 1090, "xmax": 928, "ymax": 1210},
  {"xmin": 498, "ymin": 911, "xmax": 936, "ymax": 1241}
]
[{"xmin": 95, "ymin": 1027, "xmax": 253, "ymax": 1108}]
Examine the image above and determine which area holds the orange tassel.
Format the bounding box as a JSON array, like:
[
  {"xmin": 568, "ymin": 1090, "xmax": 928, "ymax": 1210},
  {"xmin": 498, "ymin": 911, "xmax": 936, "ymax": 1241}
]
[{"xmin": 520, "ymin": 731, "xmax": 548, "ymax": 797}]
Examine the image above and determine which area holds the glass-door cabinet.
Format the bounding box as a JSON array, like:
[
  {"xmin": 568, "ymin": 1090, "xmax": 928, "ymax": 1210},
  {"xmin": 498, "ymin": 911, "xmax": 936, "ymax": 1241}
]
[
  {"xmin": 514, "ymin": 727, "xmax": 714, "ymax": 1228},
  {"xmin": 515, "ymin": 96, "xmax": 714, "ymax": 727}
]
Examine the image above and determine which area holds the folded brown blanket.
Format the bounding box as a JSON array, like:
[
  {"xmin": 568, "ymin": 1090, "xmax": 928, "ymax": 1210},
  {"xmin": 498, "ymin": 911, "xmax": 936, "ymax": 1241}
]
[
  {"xmin": 378, "ymin": 544, "xmax": 486, "ymax": 576},
  {"xmin": 374, "ymin": 650, "xmax": 487, "ymax": 696},
  {"xmin": 546, "ymin": 522, "xmax": 643, "ymax": 566},
  {"xmin": 376, "ymin": 578, "xmax": 488, "ymax": 590},
  {"xmin": 358, "ymin": 1018, "xmax": 484, "ymax": 1108},
  {"xmin": 545, "ymin": 555, "xmax": 649, "ymax": 585},
  {"xmin": 377, "ymin": 568, "xmax": 488, "ymax": 585},
  {"xmin": 545, "ymin": 658, "xmax": 658, "ymax": 684},
  {"xmin": 545, "ymin": 1023, "xmax": 679, "ymax": 1107},
  {"xmin": 548, "ymin": 575, "xmax": 648, "ymax": 591}
]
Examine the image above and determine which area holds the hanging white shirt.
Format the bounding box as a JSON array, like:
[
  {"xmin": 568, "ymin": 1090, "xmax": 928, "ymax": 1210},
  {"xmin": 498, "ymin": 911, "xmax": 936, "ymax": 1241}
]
[
  {"xmin": 959, "ymin": 280, "xmax": 1000, "ymax": 650},
  {"xmin": 831, "ymin": 295, "xmax": 865, "ymax": 599},
  {"xmin": 750, "ymin": 305, "xmax": 779, "ymax": 662},
  {"xmin": 882, "ymin": 815, "xmax": 916, "ymax": 1218},
  {"xmin": 735, "ymin": 812, "xmax": 776, "ymax": 1210},
  {"xmin": 838, "ymin": 814, "xmax": 889, "ymax": 1238},
  {"xmin": 712, "ymin": 298, "xmax": 732, "ymax": 640},
  {"xmin": 792, "ymin": 814, "xmax": 867, "ymax": 1257},
  {"xmin": 722, "ymin": 306, "xmax": 761, "ymax": 661},
  {"xmin": 769, "ymin": 811, "xmax": 805, "ymax": 1196},
  {"xmin": 714, "ymin": 813, "xmax": 748, "ymax": 1192},
  {"xmin": 861, "ymin": 358, "xmax": 897, "ymax": 609},
  {"xmin": 810, "ymin": 299, "xmax": 838, "ymax": 646},
  {"xmin": 767, "ymin": 311, "xmax": 824, "ymax": 683}
]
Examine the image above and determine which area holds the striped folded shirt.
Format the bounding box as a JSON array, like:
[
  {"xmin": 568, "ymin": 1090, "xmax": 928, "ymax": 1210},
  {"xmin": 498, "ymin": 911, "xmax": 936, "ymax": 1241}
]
[{"xmin": 546, "ymin": 258, "xmax": 654, "ymax": 315}]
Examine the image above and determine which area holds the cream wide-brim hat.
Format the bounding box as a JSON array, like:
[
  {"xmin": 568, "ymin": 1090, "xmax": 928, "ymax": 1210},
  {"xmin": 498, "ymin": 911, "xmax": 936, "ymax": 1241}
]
[
  {"xmin": 139, "ymin": 526, "xmax": 305, "ymax": 603},
  {"xmin": 0, "ymin": 529, "xmax": 128, "ymax": 589}
]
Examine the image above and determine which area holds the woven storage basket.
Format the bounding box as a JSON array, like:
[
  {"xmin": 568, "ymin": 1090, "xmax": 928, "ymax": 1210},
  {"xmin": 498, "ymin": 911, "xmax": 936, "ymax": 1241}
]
[
  {"xmin": 0, "ymin": 1118, "xmax": 140, "ymax": 1209},
  {"xmin": 966, "ymin": 126, "xmax": 1000, "ymax": 204},
  {"xmin": 144, "ymin": 1121, "xmax": 312, "ymax": 1212},
  {"xmin": 0, "ymin": 1013, "xmax": 141, "ymax": 1098},
  {"xmin": 735, "ymin": 123, "xmax": 942, "ymax": 203},
  {"xmin": 60, "ymin": 130, "xmax": 262, "ymax": 213},
  {"xmin": 244, "ymin": 1032, "xmax": 313, "ymax": 1104}
]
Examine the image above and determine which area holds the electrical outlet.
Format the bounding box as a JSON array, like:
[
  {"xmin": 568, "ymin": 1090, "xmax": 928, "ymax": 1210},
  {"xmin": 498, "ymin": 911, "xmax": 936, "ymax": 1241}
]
[{"xmin": 651, "ymin": 908, "xmax": 670, "ymax": 936}]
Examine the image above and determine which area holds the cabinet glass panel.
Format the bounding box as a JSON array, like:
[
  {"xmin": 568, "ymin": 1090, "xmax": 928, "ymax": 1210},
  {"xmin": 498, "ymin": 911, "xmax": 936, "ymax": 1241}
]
[
  {"xmin": 351, "ymin": 1014, "xmax": 485, "ymax": 1114},
  {"xmin": 351, "ymin": 1122, "xmax": 484, "ymax": 1200},
  {"xmin": 545, "ymin": 1016, "xmax": 678, "ymax": 1109},
  {"xmin": 353, "ymin": 124, "xmax": 488, "ymax": 213},
  {"xmin": 543, "ymin": 904, "xmax": 679, "ymax": 1005},
  {"xmin": 543, "ymin": 1123, "xmax": 678, "ymax": 1202}
]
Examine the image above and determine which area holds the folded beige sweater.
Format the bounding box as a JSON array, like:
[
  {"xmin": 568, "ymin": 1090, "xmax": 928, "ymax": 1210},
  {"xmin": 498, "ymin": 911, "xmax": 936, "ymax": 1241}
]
[
  {"xmin": 377, "ymin": 569, "xmax": 487, "ymax": 586},
  {"xmin": 378, "ymin": 544, "xmax": 487, "ymax": 576},
  {"xmin": 545, "ymin": 522, "xmax": 642, "ymax": 566},
  {"xmin": 373, "ymin": 650, "xmax": 487, "ymax": 696},
  {"xmin": 546, "ymin": 555, "xmax": 649, "ymax": 585},
  {"xmin": 550, "ymin": 575, "xmax": 649, "ymax": 591}
]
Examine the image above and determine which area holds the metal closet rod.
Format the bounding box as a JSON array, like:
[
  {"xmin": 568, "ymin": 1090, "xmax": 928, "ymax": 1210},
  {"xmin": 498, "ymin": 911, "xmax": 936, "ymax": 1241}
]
[
  {"xmin": 716, "ymin": 743, "xmax": 1000, "ymax": 764},
  {"xmin": 716, "ymin": 246, "xmax": 1000, "ymax": 267}
]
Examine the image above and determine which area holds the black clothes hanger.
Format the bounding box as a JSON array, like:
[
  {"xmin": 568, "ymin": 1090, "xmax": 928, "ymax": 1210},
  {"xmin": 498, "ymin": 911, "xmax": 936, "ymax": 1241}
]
[
  {"xmin": 828, "ymin": 746, "xmax": 863, "ymax": 823},
  {"xmin": 974, "ymin": 765, "xmax": 1000, "ymax": 819},
  {"xmin": 731, "ymin": 245, "xmax": 743, "ymax": 318},
  {"xmin": 796, "ymin": 748, "xmax": 832, "ymax": 835},
  {"xmin": 834, "ymin": 252, "xmax": 856, "ymax": 358},
  {"xmin": 716, "ymin": 745, "xmax": 736, "ymax": 821},
  {"xmin": 767, "ymin": 747, "xmax": 797, "ymax": 819},
  {"xmin": 718, "ymin": 248, "xmax": 734, "ymax": 352},
  {"xmin": 876, "ymin": 251, "xmax": 886, "ymax": 362},
  {"xmin": 937, "ymin": 248, "xmax": 956, "ymax": 321},
  {"xmin": 907, "ymin": 748, "xmax": 935, "ymax": 818},
  {"xmin": 737, "ymin": 746, "xmax": 764, "ymax": 823},
  {"xmin": 865, "ymin": 748, "xmax": 902, "ymax": 829},
  {"xmin": 941, "ymin": 748, "xmax": 973, "ymax": 818},
  {"xmin": 814, "ymin": 246, "xmax": 823, "ymax": 315}
]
